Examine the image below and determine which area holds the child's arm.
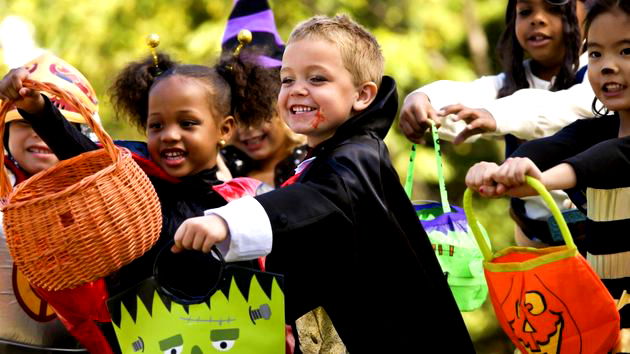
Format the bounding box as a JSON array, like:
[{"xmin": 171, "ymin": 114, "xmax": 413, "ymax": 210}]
[
  {"xmin": 172, "ymin": 196, "xmax": 272, "ymax": 261},
  {"xmin": 496, "ymin": 158, "xmax": 576, "ymax": 198},
  {"xmin": 461, "ymin": 80, "xmax": 594, "ymax": 143},
  {"xmin": 438, "ymin": 105, "xmax": 496, "ymax": 144},
  {"xmin": 468, "ymin": 123, "xmax": 628, "ymax": 198},
  {"xmin": 398, "ymin": 91, "xmax": 439, "ymax": 143},
  {"xmin": 465, "ymin": 120, "xmax": 593, "ymax": 197},
  {"xmin": 400, "ymin": 75, "xmax": 594, "ymax": 145},
  {"xmin": 399, "ymin": 74, "xmax": 505, "ymax": 143},
  {"xmin": 0, "ymin": 68, "xmax": 98, "ymax": 159},
  {"xmin": 0, "ymin": 68, "xmax": 45, "ymax": 114},
  {"xmin": 172, "ymin": 214, "xmax": 229, "ymax": 254},
  {"xmin": 466, "ymin": 157, "xmax": 576, "ymax": 198},
  {"xmin": 465, "ymin": 161, "xmax": 502, "ymax": 197},
  {"xmin": 172, "ymin": 168, "xmax": 348, "ymax": 261},
  {"xmin": 19, "ymin": 96, "xmax": 99, "ymax": 159},
  {"xmin": 562, "ymin": 136, "xmax": 630, "ymax": 189}
]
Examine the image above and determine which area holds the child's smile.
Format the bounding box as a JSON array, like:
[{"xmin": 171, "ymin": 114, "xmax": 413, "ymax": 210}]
[
  {"xmin": 290, "ymin": 105, "xmax": 317, "ymax": 114},
  {"xmin": 241, "ymin": 135, "xmax": 264, "ymax": 150},
  {"xmin": 515, "ymin": 0, "xmax": 565, "ymax": 72},
  {"xmin": 160, "ymin": 147, "xmax": 187, "ymax": 167},
  {"xmin": 587, "ymin": 8, "xmax": 630, "ymax": 114},
  {"xmin": 26, "ymin": 144, "xmax": 53, "ymax": 156},
  {"xmin": 232, "ymin": 115, "xmax": 294, "ymax": 164},
  {"xmin": 601, "ymin": 82, "xmax": 626, "ymax": 98},
  {"xmin": 278, "ymin": 39, "xmax": 361, "ymax": 147},
  {"xmin": 8, "ymin": 120, "xmax": 59, "ymax": 175},
  {"xmin": 526, "ymin": 31, "xmax": 552, "ymax": 48},
  {"xmin": 147, "ymin": 76, "xmax": 229, "ymax": 178}
]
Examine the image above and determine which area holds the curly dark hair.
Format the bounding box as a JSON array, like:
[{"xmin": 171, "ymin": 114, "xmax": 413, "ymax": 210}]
[
  {"xmin": 496, "ymin": 0, "xmax": 582, "ymax": 98},
  {"xmin": 109, "ymin": 52, "xmax": 177, "ymax": 130},
  {"xmin": 109, "ymin": 52, "xmax": 232, "ymax": 131},
  {"xmin": 216, "ymin": 47, "xmax": 281, "ymax": 128}
]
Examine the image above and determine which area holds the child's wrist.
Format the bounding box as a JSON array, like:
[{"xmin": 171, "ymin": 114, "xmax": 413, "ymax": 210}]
[{"xmin": 211, "ymin": 214, "xmax": 230, "ymax": 242}]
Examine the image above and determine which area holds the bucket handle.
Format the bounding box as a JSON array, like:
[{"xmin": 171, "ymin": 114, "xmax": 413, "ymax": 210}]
[
  {"xmin": 404, "ymin": 121, "xmax": 451, "ymax": 213},
  {"xmin": 153, "ymin": 241, "xmax": 226, "ymax": 305},
  {"xmin": 0, "ymin": 79, "xmax": 116, "ymax": 200},
  {"xmin": 463, "ymin": 176, "xmax": 576, "ymax": 261}
]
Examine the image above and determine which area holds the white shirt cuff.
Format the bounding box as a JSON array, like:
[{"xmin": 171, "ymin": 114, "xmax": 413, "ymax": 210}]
[{"xmin": 205, "ymin": 196, "xmax": 272, "ymax": 262}]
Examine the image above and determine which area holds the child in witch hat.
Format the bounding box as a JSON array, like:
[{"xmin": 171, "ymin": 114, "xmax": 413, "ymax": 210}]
[{"xmin": 219, "ymin": 2, "xmax": 344, "ymax": 353}]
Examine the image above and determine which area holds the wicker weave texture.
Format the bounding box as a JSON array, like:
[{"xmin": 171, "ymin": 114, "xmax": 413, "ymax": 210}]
[{"xmin": 0, "ymin": 80, "xmax": 162, "ymax": 291}]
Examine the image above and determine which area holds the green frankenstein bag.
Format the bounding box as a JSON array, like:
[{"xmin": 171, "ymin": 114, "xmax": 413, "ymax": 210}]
[
  {"xmin": 404, "ymin": 123, "xmax": 488, "ymax": 311},
  {"xmin": 107, "ymin": 244, "xmax": 285, "ymax": 353}
]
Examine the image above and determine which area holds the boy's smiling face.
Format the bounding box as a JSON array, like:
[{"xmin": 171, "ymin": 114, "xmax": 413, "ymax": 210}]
[{"xmin": 278, "ymin": 38, "xmax": 365, "ymax": 147}]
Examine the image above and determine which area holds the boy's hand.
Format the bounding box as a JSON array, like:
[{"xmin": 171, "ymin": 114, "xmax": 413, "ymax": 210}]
[
  {"xmin": 439, "ymin": 104, "xmax": 496, "ymax": 145},
  {"xmin": 399, "ymin": 91, "xmax": 440, "ymax": 143},
  {"xmin": 0, "ymin": 68, "xmax": 45, "ymax": 114},
  {"xmin": 465, "ymin": 161, "xmax": 503, "ymax": 197},
  {"xmin": 172, "ymin": 215, "xmax": 229, "ymax": 254},
  {"xmin": 492, "ymin": 157, "xmax": 541, "ymax": 198}
]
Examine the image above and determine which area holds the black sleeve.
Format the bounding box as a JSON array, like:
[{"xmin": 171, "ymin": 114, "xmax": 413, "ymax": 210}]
[
  {"xmin": 564, "ymin": 136, "xmax": 630, "ymax": 189},
  {"xmin": 510, "ymin": 118, "xmax": 606, "ymax": 171},
  {"xmin": 17, "ymin": 94, "xmax": 98, "ymax": 160},
  {"xmin": 254, "ymin": 169, "xmax": 354, "ymax": 318}
]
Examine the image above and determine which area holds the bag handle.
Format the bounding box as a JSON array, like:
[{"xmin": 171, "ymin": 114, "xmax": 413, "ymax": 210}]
[
  {"xmin": 463, "ymin": 176, "xmax": 576, "ymax": 261},
  {"xmin": 153, "ymin": 241, "xmax": 226, "ymax": 304},
  {"xmin": 0, "ymin": 79, "xmax": 117, "ymax": 200},
  {"xmin": 404, "ymin": 121, "xmax": 451, "ymax": 213}
]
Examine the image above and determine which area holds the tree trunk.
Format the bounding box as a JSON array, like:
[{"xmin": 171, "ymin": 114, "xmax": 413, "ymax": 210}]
[{"xmin": 462, "ymin": 0, "xmax": 491, "ymax": 76}]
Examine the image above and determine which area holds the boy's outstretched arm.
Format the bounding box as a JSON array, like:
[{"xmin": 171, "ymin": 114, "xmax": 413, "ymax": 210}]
[
  {"xmin": 172, "ymin": 214, "xmax": 229, "ymax": 254},
  {"xmin": 172, "ymin": 196, "xmax": 273, "ymax": 261},
  {"xmin": 0, "ymin": 68, "xmax": 45, "ymax": 114}
]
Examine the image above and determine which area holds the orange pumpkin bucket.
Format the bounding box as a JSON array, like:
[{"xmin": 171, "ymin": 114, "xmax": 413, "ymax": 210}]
[
  {"xmin": 0, "ymin": 80, "xmax": 162, "ymax": 291},
  {"xmin": 464, "ymin": 177, "xmax": 619, "ymax": 353}
]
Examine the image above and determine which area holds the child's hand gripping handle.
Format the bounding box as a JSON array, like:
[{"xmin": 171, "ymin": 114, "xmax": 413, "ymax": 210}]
[
  {"xmin": 463, "ymin": 176, "xmax": 576, "ymax": 262},
  {"xmin": 154, "ymin": 239, "xmax": 226, "ymax": 303},
  {"xmin": 0, "ymin": 79, "xmax": 116, "ymax": 202}
]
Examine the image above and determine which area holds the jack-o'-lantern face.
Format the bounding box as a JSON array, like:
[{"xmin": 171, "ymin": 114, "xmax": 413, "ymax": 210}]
[{"xmin": 508, "ymin": 291, "xmax": 563, "ymax": 353}]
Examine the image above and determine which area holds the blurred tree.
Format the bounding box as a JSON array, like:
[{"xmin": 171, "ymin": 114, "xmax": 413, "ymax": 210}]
[{"xmin": 0, "ymin": 1, "xmax": 518, "ymax": 352}]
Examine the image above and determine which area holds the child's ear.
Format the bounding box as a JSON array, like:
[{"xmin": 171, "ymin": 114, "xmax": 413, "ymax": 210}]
[
  {"xmin": 353, "ymin": 82, "xmax": 378, "ymax": 112},
  {"xmin": 219, "ymin": 115, "xmax": 235, "ymax": 143}
]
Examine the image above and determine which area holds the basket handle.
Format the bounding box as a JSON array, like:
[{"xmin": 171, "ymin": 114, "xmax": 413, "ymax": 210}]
[
  {"xmin": 153, "ymin": 241, "xmax": 226, "ymax": 304},
  {"xmin": 404, "ymin": 121, "xmax": 451, "ymax": 213},
  {"xmin": 463, "ymin": 176, "xmax": 576, "ymax": 262},
  {"xmin": 0, "ymin": 79, "xmax": 117, "ymax": 199}
]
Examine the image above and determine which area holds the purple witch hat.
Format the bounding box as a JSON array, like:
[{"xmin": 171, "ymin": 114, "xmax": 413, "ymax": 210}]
[{"xmin": 221, "ymin": 0, "xmax": 285, "ymax": 67}]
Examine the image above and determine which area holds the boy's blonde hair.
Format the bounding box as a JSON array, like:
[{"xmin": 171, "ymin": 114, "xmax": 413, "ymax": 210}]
[{"xmin": 288, "ymin": 14, "xmax": 384, "ymax": 87}]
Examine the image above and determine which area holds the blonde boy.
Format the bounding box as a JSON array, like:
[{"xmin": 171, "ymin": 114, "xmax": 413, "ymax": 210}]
[{"xmin": 174, "ymin": 15, "xmax": 474, "ymax": 351}]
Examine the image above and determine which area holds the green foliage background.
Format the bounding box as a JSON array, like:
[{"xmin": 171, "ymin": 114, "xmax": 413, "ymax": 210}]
[{"xmin": 0, "ymin": 0, "xmax": 519, "ymax": 352}]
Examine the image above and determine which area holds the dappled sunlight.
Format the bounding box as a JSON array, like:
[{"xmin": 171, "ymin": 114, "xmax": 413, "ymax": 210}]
[{"xmin": 1, "ymin": 0, "xmax": 517, "ymax": 351}]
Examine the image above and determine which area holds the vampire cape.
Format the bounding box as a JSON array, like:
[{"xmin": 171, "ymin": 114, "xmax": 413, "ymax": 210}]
[{"xmin": 255, "ymin": 76, "xmax": 474, "ymax": 352}]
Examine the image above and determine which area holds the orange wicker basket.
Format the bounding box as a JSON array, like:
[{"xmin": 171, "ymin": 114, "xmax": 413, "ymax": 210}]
[{"xmin": 0, "ymin": 80, "xmax": 162, "ymax": 291}]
